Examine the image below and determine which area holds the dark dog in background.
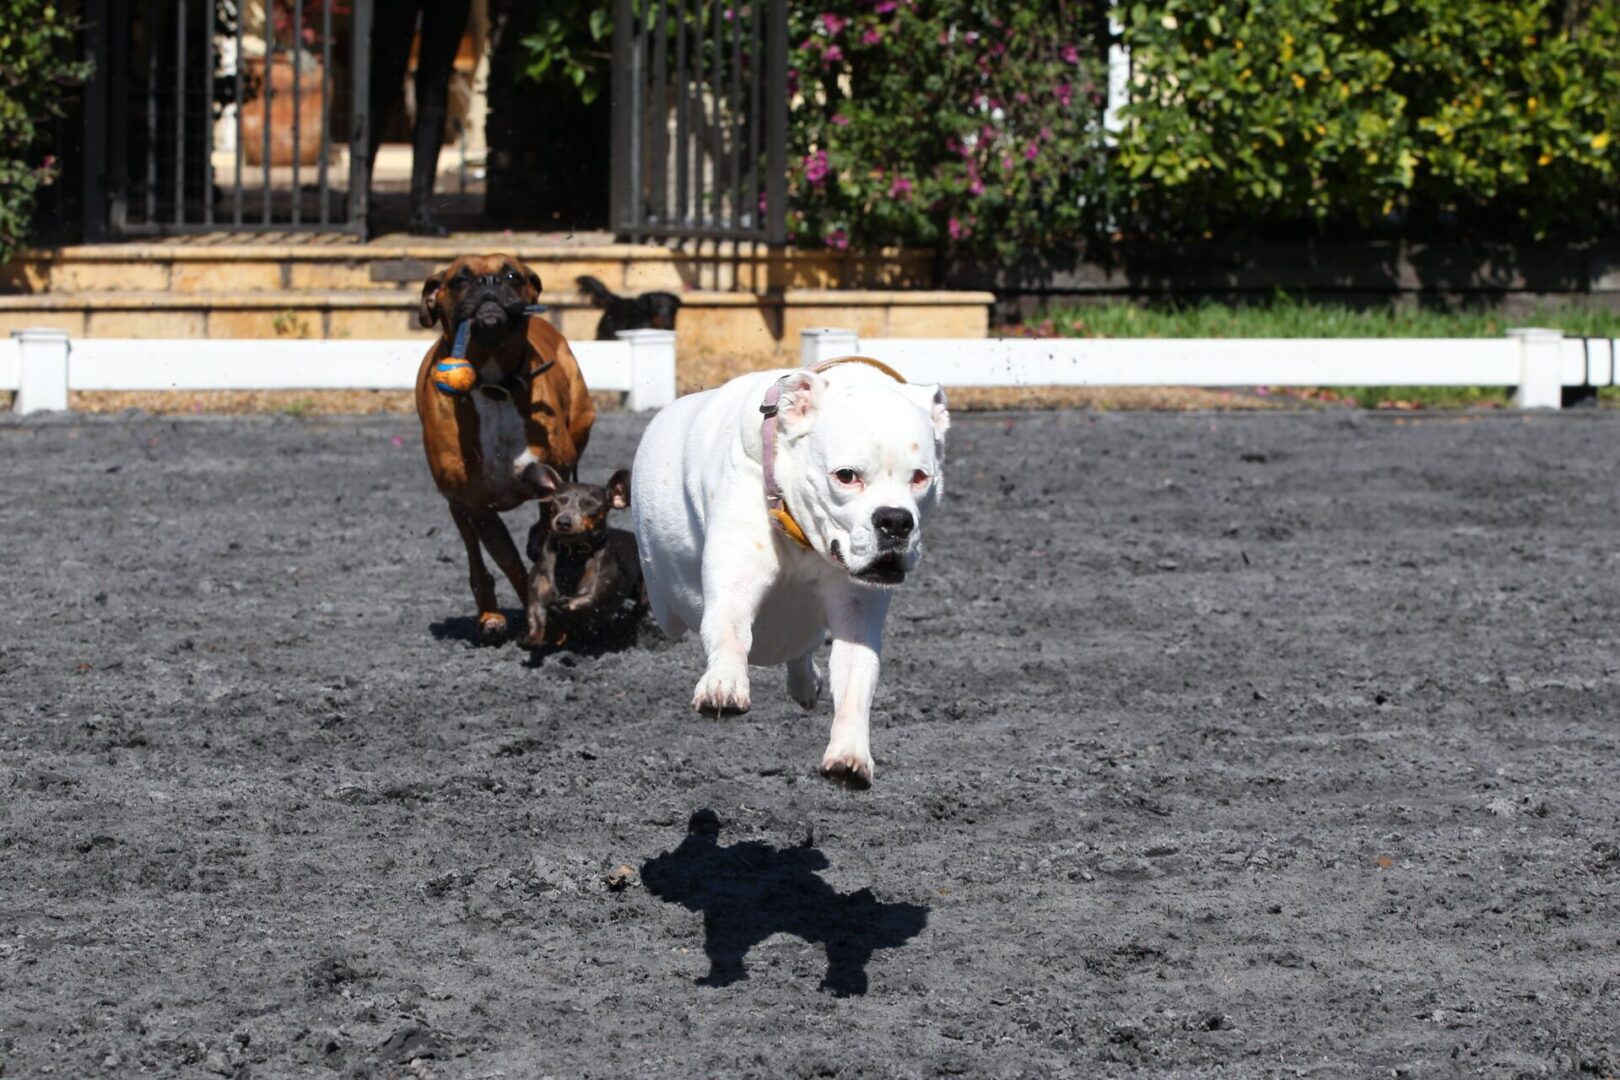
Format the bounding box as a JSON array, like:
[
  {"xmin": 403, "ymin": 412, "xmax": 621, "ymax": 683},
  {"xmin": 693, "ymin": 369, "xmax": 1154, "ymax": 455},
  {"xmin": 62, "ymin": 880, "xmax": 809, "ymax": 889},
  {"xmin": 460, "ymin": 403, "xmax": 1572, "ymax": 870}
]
[
  {"xmin": 577, "ymin": 275, "xmax": 682, "ymax": 340},
  {"xmin": 524, "ymin": 465, "xmax": 645, "ymax": 645}
]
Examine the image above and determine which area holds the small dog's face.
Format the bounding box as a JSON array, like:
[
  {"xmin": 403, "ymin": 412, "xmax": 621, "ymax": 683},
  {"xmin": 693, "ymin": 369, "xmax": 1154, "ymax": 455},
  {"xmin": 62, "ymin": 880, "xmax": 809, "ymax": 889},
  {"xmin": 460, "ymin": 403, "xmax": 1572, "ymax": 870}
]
[
  {"xmin": 774, "ymin": 371, "xmax": 948, "ymax": 587},
  {"xmin": 419, "ymin": 254, "xmax": 542, "ymax": 342},
  {"xmin": 524, "ymin": 466, "xmax": 632, "ymax": 558}
]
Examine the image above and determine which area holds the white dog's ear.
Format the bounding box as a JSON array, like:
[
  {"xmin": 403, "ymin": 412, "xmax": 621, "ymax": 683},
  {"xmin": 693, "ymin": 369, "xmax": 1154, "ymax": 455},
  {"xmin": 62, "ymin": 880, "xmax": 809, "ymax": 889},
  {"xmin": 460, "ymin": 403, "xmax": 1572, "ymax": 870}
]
[
  {"xmin": 910, "ymin": 382, "xmax": 950, "ymax": 440},
  {"xmin": 774, "ymin": 370, "xmax": 824, "ymax": 438}
]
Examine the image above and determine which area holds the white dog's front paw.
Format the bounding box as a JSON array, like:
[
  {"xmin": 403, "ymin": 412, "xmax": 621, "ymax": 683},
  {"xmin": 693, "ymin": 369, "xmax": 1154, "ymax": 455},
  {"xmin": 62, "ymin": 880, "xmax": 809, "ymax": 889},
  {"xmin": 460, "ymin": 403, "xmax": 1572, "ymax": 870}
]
[
  {"xmin": 819, "ymin": 747, "xmax": 874, "ymax": 789},
  {"xmin": 692, "ymin": 666, "xmax": 751, "ymax": 714},
  {"xmin": 785, "ymin": 655, "xmax": 823, "ymax": 710}
]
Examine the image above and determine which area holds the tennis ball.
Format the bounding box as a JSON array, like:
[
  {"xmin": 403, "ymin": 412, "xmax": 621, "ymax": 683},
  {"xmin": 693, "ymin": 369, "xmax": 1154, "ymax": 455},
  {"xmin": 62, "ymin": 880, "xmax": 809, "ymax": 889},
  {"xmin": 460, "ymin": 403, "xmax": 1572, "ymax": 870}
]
[{"xmin": 433, "ymin": 360, "xmax": 477, "ymax": 395}]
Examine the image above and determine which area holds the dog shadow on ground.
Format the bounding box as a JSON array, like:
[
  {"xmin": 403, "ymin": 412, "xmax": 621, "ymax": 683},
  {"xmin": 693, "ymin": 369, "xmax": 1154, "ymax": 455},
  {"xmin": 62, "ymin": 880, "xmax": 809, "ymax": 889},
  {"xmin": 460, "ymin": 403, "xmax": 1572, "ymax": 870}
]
[
  {"xmin": 428, "ymin": 610, "xmax": 657, "ymax": 660},
  {"xmin": 640, "ymin": 809, "xmax": 929, "ymax": 996}
]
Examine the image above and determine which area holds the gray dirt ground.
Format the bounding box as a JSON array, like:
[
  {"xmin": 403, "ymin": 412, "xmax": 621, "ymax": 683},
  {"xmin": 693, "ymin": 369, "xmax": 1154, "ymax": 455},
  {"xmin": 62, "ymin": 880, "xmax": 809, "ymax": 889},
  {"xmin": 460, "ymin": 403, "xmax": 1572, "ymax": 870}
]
[{"xmin": 2, "ymin": 409, "xmax": 1619, "ymax": 1079}]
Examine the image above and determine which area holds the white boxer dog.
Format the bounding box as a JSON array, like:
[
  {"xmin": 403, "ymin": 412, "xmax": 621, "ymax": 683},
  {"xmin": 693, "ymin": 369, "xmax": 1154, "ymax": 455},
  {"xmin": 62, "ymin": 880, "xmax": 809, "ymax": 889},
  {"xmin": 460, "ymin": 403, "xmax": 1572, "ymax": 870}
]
[{"xmin": 632, "ymin": 357, "xmax": 948, "ymax": 787}]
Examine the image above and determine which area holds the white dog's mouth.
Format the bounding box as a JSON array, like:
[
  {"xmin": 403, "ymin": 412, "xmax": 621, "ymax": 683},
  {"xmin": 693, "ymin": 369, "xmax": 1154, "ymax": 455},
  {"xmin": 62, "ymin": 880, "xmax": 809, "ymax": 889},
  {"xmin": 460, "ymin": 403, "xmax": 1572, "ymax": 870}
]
[
  {"xmin": 854, "ymin": 550, "xmax": 907, "ymax": 586},
  {"xmin": 829, "ymin": 538, "xmax": 908, "ymax": 585}
]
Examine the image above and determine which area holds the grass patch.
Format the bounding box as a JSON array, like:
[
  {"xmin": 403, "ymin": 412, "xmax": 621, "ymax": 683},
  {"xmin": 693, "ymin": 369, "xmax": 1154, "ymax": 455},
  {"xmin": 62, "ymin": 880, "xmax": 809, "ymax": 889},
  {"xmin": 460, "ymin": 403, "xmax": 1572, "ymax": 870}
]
[
  {"xmin": 994, "ymin": 296, "xmax": 1620, "ymax": 410},
  {"xmin": 1026, "ymin": 296, "xmax": 1620, "ymax": 340}
]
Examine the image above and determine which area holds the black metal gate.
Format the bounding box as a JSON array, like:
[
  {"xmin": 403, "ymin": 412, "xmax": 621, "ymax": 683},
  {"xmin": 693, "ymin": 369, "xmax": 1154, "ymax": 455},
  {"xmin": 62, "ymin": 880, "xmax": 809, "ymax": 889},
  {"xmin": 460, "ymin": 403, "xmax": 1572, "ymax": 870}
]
[
  {"xmin": 610, "ymin": 0, "xmax": 787, "ymax": 244},
  {"xmin": 80, "ymin": 0, "xmax": 374, "ymax": 239}
]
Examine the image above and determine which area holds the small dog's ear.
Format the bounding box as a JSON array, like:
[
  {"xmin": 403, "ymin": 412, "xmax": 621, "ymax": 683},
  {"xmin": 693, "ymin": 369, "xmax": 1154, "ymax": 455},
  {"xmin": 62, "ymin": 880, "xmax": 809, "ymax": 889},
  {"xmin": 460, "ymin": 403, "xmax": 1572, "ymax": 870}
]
[
  {"xmin": 526, "ymin": 521, "xmax": 544, "ymax": 562},
  {"xmin": 517, "ymin": 457, "xmax": 563, "ymax": 498},
  {"xmin": 774, "ymin": 370, "xmax": 824, "ymax": 439},
  {"xmin": 418, "ymin": 269, "xmax": 447, "ymax": 329},
  {"xmin": 606, "ymin": 468, "xmax": 632, "ymax": 510}
]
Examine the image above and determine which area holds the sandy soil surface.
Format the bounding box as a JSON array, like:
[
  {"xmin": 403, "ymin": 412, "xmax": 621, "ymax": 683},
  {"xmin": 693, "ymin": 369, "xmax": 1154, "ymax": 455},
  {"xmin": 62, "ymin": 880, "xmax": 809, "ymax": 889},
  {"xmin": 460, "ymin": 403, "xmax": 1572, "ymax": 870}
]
[{"xmin": 2, "ymin": 409, "xmax": 1618, "ymax": 1078}]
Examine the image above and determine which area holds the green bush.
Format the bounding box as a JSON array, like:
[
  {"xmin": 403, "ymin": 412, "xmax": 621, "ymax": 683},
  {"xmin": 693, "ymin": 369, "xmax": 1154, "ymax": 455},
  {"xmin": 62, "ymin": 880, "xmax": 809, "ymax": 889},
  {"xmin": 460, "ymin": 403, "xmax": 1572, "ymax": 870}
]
[
  {"xmin": 788, "ymin": 2, "xmax": 1108, "ymax": 256},
  {"xmin": 1116, "ymin": 0, "xmax": 1620, "ymax": 239},
  {"xmin": 0, "ymin": 1, "xmax": 91, "ymax": 261}
]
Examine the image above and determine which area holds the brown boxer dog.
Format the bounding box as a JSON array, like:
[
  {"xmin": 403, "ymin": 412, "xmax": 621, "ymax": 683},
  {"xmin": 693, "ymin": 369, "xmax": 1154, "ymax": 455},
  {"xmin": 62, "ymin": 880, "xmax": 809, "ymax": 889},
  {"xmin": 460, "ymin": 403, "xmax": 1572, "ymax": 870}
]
[{"xmin": 415, "ymin": 253, "xmax": 596, "ymax": 646}]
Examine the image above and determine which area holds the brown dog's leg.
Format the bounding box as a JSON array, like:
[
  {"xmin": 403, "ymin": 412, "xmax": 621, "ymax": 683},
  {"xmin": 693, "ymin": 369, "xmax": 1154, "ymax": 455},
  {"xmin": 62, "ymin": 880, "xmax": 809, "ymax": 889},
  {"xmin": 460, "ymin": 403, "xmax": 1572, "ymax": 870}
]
[
  {"xmin": 468, "ymin": 508, "xmax": 531, "ymax": 628},
  {"xmin": 523, "ymin": 557, "xmax": 556, "ymax": 650},
  {"xmin": 448, "ymin": 501, "xmax": 506, "ymax": 643}
]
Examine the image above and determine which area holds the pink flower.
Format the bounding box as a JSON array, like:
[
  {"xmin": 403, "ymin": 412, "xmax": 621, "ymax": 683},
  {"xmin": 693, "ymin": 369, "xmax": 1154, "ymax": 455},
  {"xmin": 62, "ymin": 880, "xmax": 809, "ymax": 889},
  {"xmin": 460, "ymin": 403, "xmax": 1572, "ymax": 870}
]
[
  {"xmin": 1001, "ymin": 156, "xmax": 1014, "ymax": 173},
  {"xmin": 804, "ymin": 150, "xmax": 830, "ymax": 186},
  {"xmin": 826, "ymin": 228, "xmax": 849, "ymax": 250},
  {"xmin": 874, "ymin": 0, "xmax": 897, "ymax": 12},
  {"xmin": 822, "ymin": 13, "xmax": 846, "ymax": 35},
  {"xmin": 889, "ymin": 176, "xmax": 914, "ymax": 198},
  {"xmin": 1024, "ymin": 141, "xmax": 1039, "ymax": 161},
  {"xmin": 964, "ymin": 31, "xmax": 978, "ymax": 43},
  {"xmin": 1062, "ymin": 44, "xmax": 1080, "ymax": 64},
  {"xmin": 1055, "ymin": 83, "xmax": 1073, "ymax": 107},
  {"xmin": 968, "ymin": 179, "xmax": 985, "ymax": 195},
  {"xmin": 831, "ymin": 113, "xmax": 851, "ymax": 126},
  {"xmin": 862, "ymin": 27, "xmax": 882, "ymax": 45},
  {"xmin": 822, "ymin": 44, "xmax": 844, "ymax": 65},
  {"xmin": 948, "ymin": 217, "xmax": 972, "ymax": 240}
]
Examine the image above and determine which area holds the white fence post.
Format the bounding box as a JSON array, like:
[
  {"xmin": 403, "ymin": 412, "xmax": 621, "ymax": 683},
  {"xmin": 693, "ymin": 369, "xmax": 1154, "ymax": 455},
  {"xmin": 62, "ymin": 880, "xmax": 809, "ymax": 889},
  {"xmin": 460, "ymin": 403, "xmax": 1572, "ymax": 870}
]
[
  {"xmin": 616, "ymin": 328, "xmax": 677, "ymax": 411},
  {"xmin": 1508, "ymin": 327, "xmax": 1563, "ymax": 409},
  {"xmin": 801, "ymin": 327, "xmax": 861, "ymax": 367},
  {"xmin": 13, "ymin": 328, "xmax": 70, "ymax": 415}
]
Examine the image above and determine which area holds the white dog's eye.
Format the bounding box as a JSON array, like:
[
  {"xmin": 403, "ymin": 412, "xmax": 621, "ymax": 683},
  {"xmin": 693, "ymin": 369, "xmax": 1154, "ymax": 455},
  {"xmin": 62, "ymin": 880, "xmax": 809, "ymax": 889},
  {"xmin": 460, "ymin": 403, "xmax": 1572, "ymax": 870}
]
[
  {"xmin": 832, "ymin": 468, "xmax": 861, "ymax": 488},
  {"xmin": 911, "ymin": 469, "xmax": 930, "ymax": 487}
]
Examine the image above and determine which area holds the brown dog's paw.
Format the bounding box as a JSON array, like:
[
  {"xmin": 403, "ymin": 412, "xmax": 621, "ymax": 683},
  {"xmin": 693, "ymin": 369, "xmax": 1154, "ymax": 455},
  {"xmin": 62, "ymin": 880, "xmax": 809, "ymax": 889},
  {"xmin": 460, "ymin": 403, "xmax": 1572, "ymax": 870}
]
[
  {"xmin": 478, "ymin": 611, "xmax": 508, "ymax": 644},
  {"xmin": 819, "ymin": 751, "xmax": 874, "ymax": 790}
]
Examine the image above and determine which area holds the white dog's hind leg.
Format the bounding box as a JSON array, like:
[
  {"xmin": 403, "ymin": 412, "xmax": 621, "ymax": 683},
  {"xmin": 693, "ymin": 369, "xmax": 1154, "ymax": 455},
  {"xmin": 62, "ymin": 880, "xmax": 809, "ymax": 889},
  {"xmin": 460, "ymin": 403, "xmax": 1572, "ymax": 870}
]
[
  {"xmin": 818, "ymin": 587, "xmax": 891, "ymax": 788},
  {"xmin": 691, "ymin": 539, "xmax": 776, "ymax": 714},
  {"xmin": 785, "ymin": 649, "xmax": 823, "ymax": 710}
]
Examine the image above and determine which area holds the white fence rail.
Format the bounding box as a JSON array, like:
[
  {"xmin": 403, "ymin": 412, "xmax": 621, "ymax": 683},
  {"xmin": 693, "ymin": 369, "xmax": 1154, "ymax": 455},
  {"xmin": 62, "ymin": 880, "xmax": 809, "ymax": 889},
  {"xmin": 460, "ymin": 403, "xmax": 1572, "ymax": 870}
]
[
  {"xmin": 3, "ymin": 325, "xmax": 1611, "ymax": 414},
  {"xmin": 803, "ymin": 327, "xmax": 1608, "ymax": 410},
  {"xmin": 0, "ymin": 328, "xmax": 677, "ymax": 415}
]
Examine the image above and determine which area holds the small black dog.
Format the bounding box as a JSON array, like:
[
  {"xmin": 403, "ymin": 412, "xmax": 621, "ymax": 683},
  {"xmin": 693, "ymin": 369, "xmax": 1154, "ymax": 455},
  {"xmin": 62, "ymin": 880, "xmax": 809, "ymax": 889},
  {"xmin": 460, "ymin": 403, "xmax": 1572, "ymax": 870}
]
[
  {"xmin": 577, "ymin": 275, "xmax": 682, "ymax": 340},
  {"xmin": 524, "ymin": 465, "xmax": 645, "ymax": 646}
]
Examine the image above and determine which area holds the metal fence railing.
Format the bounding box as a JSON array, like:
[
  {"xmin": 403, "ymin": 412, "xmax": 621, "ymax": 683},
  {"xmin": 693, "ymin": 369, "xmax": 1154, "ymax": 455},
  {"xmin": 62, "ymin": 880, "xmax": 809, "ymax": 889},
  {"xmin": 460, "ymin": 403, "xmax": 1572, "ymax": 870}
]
[
  {"xmin": 611, "ymin": 0, "xmax": 787, "ymax": 245},
  {"xmin": 81, "ymin": 0, "xmax": 374, "ymax": 239}
]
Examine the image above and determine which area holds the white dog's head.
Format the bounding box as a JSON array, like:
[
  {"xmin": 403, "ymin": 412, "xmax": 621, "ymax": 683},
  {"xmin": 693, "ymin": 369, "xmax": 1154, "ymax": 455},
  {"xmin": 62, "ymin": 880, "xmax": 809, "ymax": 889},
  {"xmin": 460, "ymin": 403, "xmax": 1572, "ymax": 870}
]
[{"xmin": 772, "ymin": 364, "xmax": 949, "ymax": 587}]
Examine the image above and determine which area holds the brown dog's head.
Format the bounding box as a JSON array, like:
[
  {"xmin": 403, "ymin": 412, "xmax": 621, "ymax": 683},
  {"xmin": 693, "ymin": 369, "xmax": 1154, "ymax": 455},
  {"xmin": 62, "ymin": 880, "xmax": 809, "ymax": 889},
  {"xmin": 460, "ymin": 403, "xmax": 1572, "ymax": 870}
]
[{"xmin": 418, "ymin": 254, "xmax": 542, "ymax": 343}]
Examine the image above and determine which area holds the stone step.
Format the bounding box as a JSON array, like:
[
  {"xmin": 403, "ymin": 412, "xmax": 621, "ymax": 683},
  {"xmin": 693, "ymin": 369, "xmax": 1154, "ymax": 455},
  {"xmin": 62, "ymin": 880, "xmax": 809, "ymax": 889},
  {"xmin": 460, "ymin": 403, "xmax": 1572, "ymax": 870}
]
[
  {"xmin": 4, "ymin": 238, "xmax": 935, "ymax": 296},
  {"xmin": 0, "ymin": 288, "xmax": 993, "ymax": 365}
]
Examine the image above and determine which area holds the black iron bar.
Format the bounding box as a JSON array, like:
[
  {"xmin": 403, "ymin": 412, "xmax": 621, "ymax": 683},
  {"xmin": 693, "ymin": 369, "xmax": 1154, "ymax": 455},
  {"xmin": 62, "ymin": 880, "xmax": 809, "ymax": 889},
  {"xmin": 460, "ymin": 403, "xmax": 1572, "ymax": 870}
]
[
  {"xmin": 203, "ymin": 0, "xmax": 214, "ymax": 224},
  {"xmin": 347, "ymin": 0, "xmax": 371, "ymax": 235},
  {"xmin": 319, "ymin": 0, "xmax": 332, "ymax": 225},
  {"xmin": 674, "ymin": 0, "xmax": 688, "ymax": 227},
  {"xmin": 610, "ymin": 0, "xmax": 632, "ymax": 234},
  {"xmin": 651, "ymin": 0, "xmax": 667, "ymax": 228},
  {"xmin": 765, "ymin": 0, "xmax": 786, "ymax": 244},
  {"xmin": 749, "ymin": 2, "xmax": 761, "ymax": 236},
  {"xmin": 175, "ymin": 0, "xmax": 186, "ymax": 224},
  {"xmin": 728, "ymin": 0, "xmax": 742, "ymax": 235},
  {"xmin": 262, "ymin": 3, "xmax": 273, "ymax": 224},
  {"xmin": 291, "ymin": 0, "xmax": 302, "ymax": 224},
  {"xmin": 146, "ymin": 17, "xmax": 157, "ymax": 224},
  {"xmin": 690, "ymin": 0, "xmax": 703, "ymax": 233},
  {"xmin": 234, "ymin": 0, "xmax": 245, "ymax": 225}
]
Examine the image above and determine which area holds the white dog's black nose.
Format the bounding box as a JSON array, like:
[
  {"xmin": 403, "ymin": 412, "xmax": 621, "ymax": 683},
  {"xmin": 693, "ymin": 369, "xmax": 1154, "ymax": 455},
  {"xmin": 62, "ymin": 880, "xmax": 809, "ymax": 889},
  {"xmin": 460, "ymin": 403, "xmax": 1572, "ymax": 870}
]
[{"xmin": 872, "ymin": 507, "xmax": 915, "ymax": 543}]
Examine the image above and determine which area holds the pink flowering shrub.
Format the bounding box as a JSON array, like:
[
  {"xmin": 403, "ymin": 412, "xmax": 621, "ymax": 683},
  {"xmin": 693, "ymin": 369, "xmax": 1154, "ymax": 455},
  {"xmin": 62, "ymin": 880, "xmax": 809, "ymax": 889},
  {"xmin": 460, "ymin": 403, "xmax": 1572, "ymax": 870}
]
[{"xmin": 787, "ymin": 2, "xmax": 1105, "ymax": 254}]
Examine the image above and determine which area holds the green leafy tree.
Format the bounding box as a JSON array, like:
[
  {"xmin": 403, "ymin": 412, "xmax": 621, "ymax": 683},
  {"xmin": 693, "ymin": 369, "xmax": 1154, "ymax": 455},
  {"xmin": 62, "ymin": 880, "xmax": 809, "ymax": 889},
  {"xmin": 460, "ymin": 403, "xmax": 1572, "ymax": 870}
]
[
  {"xmin": 0, "ymin": 0, "xmax": 92, "ymax": 261},
  {"xmin": 1115, "ymin": 0, "xmax": 1620, "ymax": 239}
]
